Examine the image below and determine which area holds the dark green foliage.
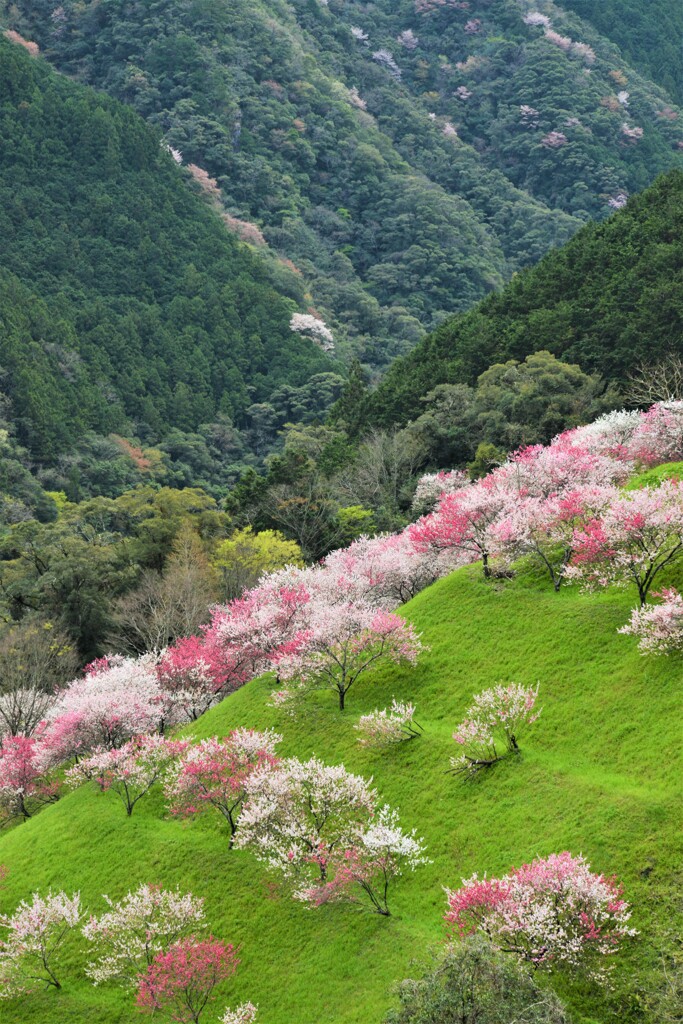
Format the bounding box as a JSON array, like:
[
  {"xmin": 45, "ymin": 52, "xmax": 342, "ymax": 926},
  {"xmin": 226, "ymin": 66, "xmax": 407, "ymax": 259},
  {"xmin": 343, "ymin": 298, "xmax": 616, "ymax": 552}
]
[
  {"xmin": 385, "ymin": 938, "xmax": 570, "ymax": 1024},
  {"xmin": 562, "ymin": 0, "xmax": 683, "ymax": 104},
  {"xmin": 365, "ymin": 171, "xmax": 683, "ymax": 428},
  {"xmin": 0, "ymin": 39, "xmax": 333, "ymax": 476}
]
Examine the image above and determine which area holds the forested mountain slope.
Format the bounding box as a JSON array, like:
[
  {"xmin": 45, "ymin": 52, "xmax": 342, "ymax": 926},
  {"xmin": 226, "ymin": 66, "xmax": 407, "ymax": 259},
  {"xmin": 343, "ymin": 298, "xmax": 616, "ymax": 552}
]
[
  {"xmin": 5, "ymin": 0, "xmax": 682, "ymax": 367},
  {"xmin": 0, "ymin": 39, "xmax": 335, "ymax": 477},
  {"xmin": 362, "ymin": 169, "xmax": 683, "ymax": 428},
  {"xmin": 561, "ymin": 0, "xmax": 683, "ymax": 104}
]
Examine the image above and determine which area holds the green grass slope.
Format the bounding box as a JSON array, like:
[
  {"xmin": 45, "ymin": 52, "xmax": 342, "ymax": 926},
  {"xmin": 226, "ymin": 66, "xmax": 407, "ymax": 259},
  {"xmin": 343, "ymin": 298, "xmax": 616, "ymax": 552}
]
[{"xmin": 0, "ymin": 567, "xmax": 681, "ymax": 1024}]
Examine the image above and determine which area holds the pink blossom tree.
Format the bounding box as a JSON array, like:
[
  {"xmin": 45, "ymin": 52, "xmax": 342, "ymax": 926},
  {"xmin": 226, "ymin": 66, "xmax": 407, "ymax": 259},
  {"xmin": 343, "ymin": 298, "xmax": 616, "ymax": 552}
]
[
  {"xmin": 295, "ymin": 805, "xmax": 429, "ymax": 915},
  {"xmin": 355, "ymin": 700, "xmax": 422, "ymax": 747},
  {"xmin": 0, "ymin": 734, "xmax": 59, "ymax": 825},
  {"xmin": 493, "ymin": 487, "xmax": 617, "ymax": 591},
  {"xmin": 618, "ymin": 588, "xmax": 683, "ymax": 654},
  {"xmin": 627, "ymin": 401, "xmax": 683, "ymax": 466},
  {"xmin": 445, "ymin": 852, "xmax": 636, "ymax": 980},
  {"xmin": 157, "ymin": 635, "xmax": 232, "ymax": 722},
  {"xmin": 83, "ymin": 884, "xmax": 205, "ymax": 987},
  {"xmin": 0, "ymin": 890, "xmax": 82, "ymax": 995},
  {"xmin": 221, "ymin": 1004, "xmax": 258, "ymax": 1024},
  {"xmin": 164, "ymin": 728, "xmax": 281, "ymax": 845},
  {"xmin": 66, "ymin": 734, "xmax": 188, "ymax": 816},
  {"xmin": 273, "ymin": 603, "xmax": 424, "ymax": 711},
  {"xmin": 136, "ymin": 936, "xmax": 239, "ymax": 1024},
  {"xmin": 450, "ymin": 684, "xmax": 541, "ymax": 778},
  {"xmin": 409, "ymin": 474, "xmax": 513, "ymax": 578},
  {"xmin": 567, "ymin": 480, "xmax": 683, "ymax": 605},
  {"xmin": 45, "ymin": 654, "xmax": 164, "ymax": 758}
]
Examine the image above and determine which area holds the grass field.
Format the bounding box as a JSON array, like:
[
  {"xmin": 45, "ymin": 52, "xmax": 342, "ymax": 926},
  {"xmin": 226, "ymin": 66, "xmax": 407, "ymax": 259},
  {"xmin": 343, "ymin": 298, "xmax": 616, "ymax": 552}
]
[{"xmin": 1, "ymin": 564, "xmax": 681, "ymax": 1024}]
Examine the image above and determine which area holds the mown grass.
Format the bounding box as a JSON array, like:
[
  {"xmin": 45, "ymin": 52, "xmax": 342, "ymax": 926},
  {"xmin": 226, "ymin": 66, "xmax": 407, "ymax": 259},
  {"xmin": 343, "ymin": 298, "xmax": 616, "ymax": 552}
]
[{"xmin": 0, "ymin": 565, "xmax": 681, "ymax": 1024}]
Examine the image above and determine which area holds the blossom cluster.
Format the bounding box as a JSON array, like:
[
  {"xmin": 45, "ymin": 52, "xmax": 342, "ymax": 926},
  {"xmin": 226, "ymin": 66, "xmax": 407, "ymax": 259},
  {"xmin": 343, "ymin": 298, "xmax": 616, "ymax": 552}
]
[
  {"xmin": 445, "ymin": 852, "xmax": 637, "ymax": 980},
  {"xmin": 355, "ymin": 700, "xmax": 421, "ymax": 747},
  {"xmin": 450, "ymin": 683, "xmax": 541, "ymax": 777}
]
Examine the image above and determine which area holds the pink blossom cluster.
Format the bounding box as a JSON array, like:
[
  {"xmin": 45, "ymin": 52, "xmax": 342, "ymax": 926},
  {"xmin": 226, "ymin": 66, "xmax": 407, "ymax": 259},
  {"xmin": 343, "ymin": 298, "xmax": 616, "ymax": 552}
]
[
  {"xmin": 0, "ymin": 890, "xmax": 82, "ymax": 996},
  {"xmin": 355, "ymin": 699, "xmax": 421, "ymax": 747},
  {"xmin": 164, "ymin": 728, "xmax": 282, "ymax": 844},
  {"xmin": 450, "ymin": 683, "xmax": 541, "ymax": 776},
  {"xmin": 0, "ymin": 732, "xmax": 59, "ymax": 825},
  {"xmin": 236, "ymin": 758, "xmax": 428, "ymax": 914},
  {"xmin": 618, "ymin": 588, "xmax": 683, "ymax": 654},
  {"xmin": 289, "ymin": 313, "xmax": 334, "ymax": 351},
  {"xmin": 445, "ymin": 852, "xmax": 636, "ymax": 980},
  {"xmin": 65, "ymin": 734, "xmax": 189, "ymax": 816}
]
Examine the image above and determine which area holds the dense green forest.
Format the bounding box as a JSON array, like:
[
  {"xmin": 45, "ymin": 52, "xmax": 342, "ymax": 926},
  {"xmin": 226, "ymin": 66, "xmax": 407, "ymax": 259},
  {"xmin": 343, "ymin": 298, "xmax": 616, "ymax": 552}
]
[
  {"xmin": 562, "ymin": 0, "xmax": 683, "ymax": 104},
  {"xmin": 0, "ymin": 38, "xmax": 343, "ymax": 498},
  {"xmin": 4, "ymin": 0, "xmax": 683, "ymax": 371},
  {"xmin": 360, "ymin": 170, "xmax": 683, "ymax": 430}
]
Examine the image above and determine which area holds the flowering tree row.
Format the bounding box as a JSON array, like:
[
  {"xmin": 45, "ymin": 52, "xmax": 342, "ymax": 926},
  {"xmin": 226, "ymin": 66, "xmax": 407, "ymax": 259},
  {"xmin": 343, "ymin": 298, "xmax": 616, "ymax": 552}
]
[{"xmin": 0, "ymin": 880, "xmax": 255, "ymax": 1023}]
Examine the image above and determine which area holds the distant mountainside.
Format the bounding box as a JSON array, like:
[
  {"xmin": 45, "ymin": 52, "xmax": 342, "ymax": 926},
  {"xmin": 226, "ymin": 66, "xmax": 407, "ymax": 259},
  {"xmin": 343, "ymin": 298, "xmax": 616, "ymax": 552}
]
[
  {"xmin": 4, "ymin": 0, "xmax": 682, "ymax": 370},
  {"xmin": 561, "ymin": 0, "xmax": 683, "ymax": 104},
  {"xmin": 362, "ymin": 169, "xmax": 683, "ymax": 428},
  {"xmin": 0, "ymin": 39, "xmax": 336, "ymax": 480}
]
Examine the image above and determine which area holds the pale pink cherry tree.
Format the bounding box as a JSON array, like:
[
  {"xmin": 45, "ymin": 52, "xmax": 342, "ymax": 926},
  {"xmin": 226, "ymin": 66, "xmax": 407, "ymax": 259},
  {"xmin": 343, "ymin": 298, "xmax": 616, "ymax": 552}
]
[
  {"xmin": 235, "ymin": 757, "xmax": 377, "ymax": 884},
  {"xmin": 564, "ymin": 409, "xmax": 641, "ymax": 459},
  {"xmin": 445, "ymin": 852, "xmax": 636, "ymax": 981},
  {"xmin": 355, "ymin": 700, "xmax": 422, "ymax": 747},
  {"xmin": 0, "ymin": 733, "xmax": 59, "ymax": 825},
  {"xmin": 449, "ymin": 683, "xmax": 541, "ymax": 779},
  {"xmin": 566, "ymin": 479, "xmax": 683, "ymax": 606},
  {"xmin": 627, "ymin": 401, "xmax": 683, "ymax": 467},
  {"xmin": 0, "ymin": 890, "xmax": 82, "ymax": 995},
  {"xmin": 45, "ymin": 654, "xmax": 165, "ymax": 758},
  {"xmin": 65, "ymin": 734, "xmax": 189, "ymax": 816},
  {"xmin": 507, "ymin": 437, "xmax": 630, "ymax": 498},
  {"xmin": 164, "ymin": 728, "xmax": 282, "ymax": 846},
  {"xmin": 409, "ymin": 473, "xmax": 514, "ymax": 578},
  {"xmin": 136, "ymin": 936, "xmax": 239, "ymax": 1024},
  {"xmin": 492, "ymin": 486, "xmax": 617, "ymax": 591},
  {"xmin": 273, "ymin": 602, "xmax": 424, "ymax": 711},
  {"xmin": 618, "ymin": 587, "xmax": 683, "ymax": 654},
  {"xmin": 295, "ymin": 804, "xmax": 429, "ymax": 916},
  {"xmin": 208, "ymin": 575, "xmax": 312, "ymax": 682},
  {"xmin": 82, "ymin": 884, "xmax": 205, "ymax": 987},
  {"xmin": 322, "ymin": 531, "xmax": 461, "ymax": 607}
]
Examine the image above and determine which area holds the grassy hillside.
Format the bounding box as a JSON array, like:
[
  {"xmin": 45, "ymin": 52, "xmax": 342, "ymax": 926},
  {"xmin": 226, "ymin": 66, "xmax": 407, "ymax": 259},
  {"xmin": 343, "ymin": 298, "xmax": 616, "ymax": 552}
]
[{"xmin": 0, "ymin": 565, "xmax": 680, "ymax": 1023}]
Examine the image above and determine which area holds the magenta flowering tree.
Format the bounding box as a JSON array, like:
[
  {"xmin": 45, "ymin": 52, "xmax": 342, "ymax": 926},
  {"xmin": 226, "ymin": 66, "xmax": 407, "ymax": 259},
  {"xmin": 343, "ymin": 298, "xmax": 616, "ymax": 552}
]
[
  {"xmin": 445, "ymin": 852, "xmax": 636, "ymax": 981},
  {"xmin": 0, "ymin": 733, "xmax": 59, "ymax": 825},
  {"xmin": 627, "ymin": 401, "xmax": 683, "ymax": 466},
  {"xmin": 273, "ymin": 602, "xmax": 424, "ymax": 711},
  {"xmin": 157, "ymin": 635, "xmax": 233, "ymax": 722},
  {"xmin": 493, "ymin": 487, "xmax": 617, "ymax": 591},
  {"xmin": 83, "ymin": 883, "xmax": 205, "ymax": 987},
  {"xmin": 567, "ymin": 480, "xmax": 683, "ymax": 605},
  {"xmin": 164, "ymin": 728, "xmax": 282, "ymax": 845},
  {"xmin": 450, "ymin": 684, "xmax": 541, "ymax": 778},
  {"xmin": 136, "ymin": 936, "xmax": 239, "ymax": 1024},
  {"xmin": 409, "ymin": 474, "xmax": 513, "ymax": 578},
  {"xmin": 619, "ymin": 587, "xmax": 683, "ymax": 654},
  {"xmin": 0, "ymin": 890, "xmax": 82, "ymax": 995},
  {"xmin": 66, "ymin": 734, "xmax": 188, "ymax": 816}
]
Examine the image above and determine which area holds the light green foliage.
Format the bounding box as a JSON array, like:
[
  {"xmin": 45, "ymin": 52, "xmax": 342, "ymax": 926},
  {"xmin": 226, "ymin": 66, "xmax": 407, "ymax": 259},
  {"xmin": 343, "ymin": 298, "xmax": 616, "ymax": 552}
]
[{"xmin": 213, "ymin": 528, "xmax": 304, "ymax": 600}]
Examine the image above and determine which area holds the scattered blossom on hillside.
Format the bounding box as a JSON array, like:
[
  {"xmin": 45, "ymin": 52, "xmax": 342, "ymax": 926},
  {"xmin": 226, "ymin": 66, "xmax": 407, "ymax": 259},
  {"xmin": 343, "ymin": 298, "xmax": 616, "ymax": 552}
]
[
  {"xmin": 372, "ymin": 49, "xmax": 402, "ymax": 81},
  {"xmin": 523, "ymin": 12, "xmax": 551, "ymax": 29},
  {"xmin": 289, "ymin": 313, "xmax": 334, "ymax": 351},
  {"xmin": 450, "ymin": 683, "xmax": 541, "ymax": 777}
]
